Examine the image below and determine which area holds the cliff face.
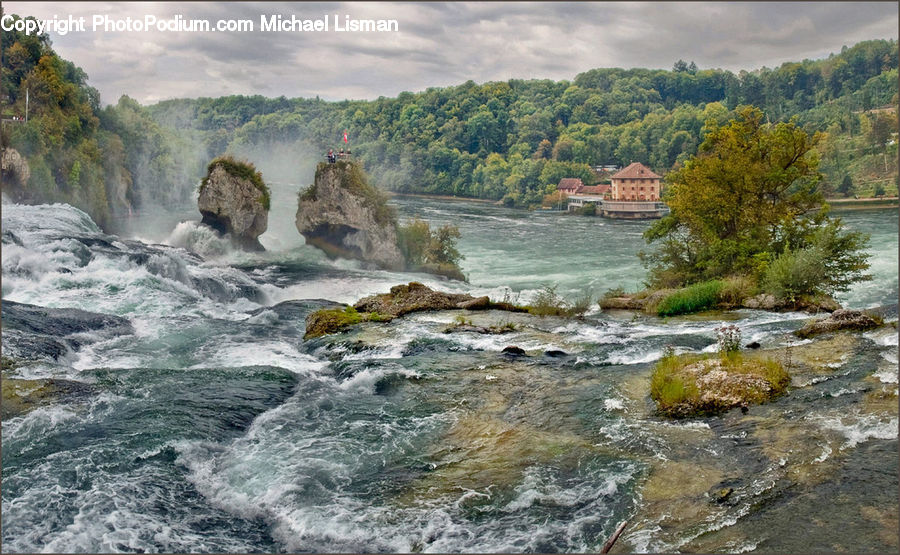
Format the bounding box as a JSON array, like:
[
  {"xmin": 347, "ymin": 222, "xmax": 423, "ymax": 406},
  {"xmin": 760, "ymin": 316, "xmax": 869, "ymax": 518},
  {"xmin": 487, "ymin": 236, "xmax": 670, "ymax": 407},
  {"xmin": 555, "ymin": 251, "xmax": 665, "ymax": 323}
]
[
  {"xmin": 1, "ymin": 148, "xmax": 31, "ymax": 194},
  {"xmin": 296, "ymin": 162, "xmax": 404, "ymax": 270},
  {"xmin": 198, "ymin": 159, "xmax": 269, "ymax": 251}
]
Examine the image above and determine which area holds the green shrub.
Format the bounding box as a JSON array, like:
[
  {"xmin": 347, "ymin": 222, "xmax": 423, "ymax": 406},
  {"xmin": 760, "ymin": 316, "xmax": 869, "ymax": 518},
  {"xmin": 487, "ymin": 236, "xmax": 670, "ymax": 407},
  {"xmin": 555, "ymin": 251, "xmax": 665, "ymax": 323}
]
[
  {"xmin": 763, "ymin": 221, "xmax": 871, "ymax": 301},
  {"xmin": 762, "ymin": 246, "xmax": 826, "ymax": 302},
  {"xmin": 397, "ymin": 218, "xmax": 464, "ymax": 277},
  {"xmin": 650, "ymin": 351, "xmax": 700, "ymax": 409},
  {"xmin": 656, "ymin": 280, "xmax": 724, "ymax": 316},
  {"xmin": 718, "ymin": 275, "xmax": 757, "ymax": 305},
  {"xmin": 528, "ymin": 284, "xmax": 591, "ymax": 317}
]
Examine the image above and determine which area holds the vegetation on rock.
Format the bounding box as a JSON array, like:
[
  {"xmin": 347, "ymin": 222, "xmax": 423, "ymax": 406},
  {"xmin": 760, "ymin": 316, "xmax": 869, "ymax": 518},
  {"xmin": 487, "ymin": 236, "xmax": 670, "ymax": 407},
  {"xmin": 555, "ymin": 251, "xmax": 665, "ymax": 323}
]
[
  {"xmin": 527, "ymin": 284, "xmax": 592, "ymax": 317},
  {"xmin": 397, "ymin": 218, "xmax": 466, "ymax": 281},
  {"xmin": 650, "ymin": 342, "xmax": 790, "ymax": 418},
  {"xmin": 201, "ymin": 155, "xmax": 270, "ymax": 210},
  {"xmin": 601, "ymin": 106, "xmax": 873, "ymax": 316},
  {"xmin": 304, "ymin": 282, "xmax": 527, "ymax": 338},
  {"xmin": 304, "ymin": 305, "xmax": 390, "ymax": 339}
]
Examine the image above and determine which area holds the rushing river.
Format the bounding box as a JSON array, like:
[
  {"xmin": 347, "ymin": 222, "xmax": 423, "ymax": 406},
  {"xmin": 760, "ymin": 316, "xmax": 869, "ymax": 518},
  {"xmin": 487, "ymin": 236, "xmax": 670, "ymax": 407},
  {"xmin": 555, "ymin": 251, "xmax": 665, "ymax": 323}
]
[{"xmin": 1, "ymin": 194, "xmax": 897, "ymax": 553}]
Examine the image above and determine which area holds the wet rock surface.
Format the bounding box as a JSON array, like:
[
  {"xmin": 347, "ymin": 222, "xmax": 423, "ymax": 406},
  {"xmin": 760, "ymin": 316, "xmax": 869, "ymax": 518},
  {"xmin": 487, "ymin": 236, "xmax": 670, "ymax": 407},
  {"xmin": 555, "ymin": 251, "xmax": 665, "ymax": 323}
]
[
  {"xmin": 353, "ymin": 282, "xmax": 525, "ymax": 319},
  {"xmin": 296, "ymin": 161, "xmax": 404, "ymax": 269},
  {"xmin": 198, "ymin": 161, "xmax": 269, "ymax": 251},
  {"xmin": 794, "ymin": 308, "xmax": 883, "ymax": 338},
  {"xmin": 1, "ymin": 300, "xmax": 133, "ymax": 362}
]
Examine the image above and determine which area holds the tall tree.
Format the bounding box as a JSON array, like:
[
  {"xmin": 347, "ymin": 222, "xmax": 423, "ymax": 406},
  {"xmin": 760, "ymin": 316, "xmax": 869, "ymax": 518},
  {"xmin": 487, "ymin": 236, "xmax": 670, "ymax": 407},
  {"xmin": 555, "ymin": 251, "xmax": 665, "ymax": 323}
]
[{"xmin": 642, "ymin": 105, "xmax": 863, "ymax": 286}]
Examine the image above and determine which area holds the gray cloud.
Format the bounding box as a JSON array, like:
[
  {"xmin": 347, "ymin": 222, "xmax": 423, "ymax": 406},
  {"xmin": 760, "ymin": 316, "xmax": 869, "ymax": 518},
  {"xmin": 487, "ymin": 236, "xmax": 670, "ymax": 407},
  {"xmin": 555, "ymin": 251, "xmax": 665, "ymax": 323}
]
[{"xmin": 5, "ymin": 1, "xmax": 897, "ymax": 105}]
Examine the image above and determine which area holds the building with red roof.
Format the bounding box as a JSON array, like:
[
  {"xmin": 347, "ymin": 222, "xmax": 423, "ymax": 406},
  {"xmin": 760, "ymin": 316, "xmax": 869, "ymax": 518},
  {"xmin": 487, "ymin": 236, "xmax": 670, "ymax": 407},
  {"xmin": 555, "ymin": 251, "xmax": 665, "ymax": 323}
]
[{"xmin": 611, "ymin": 162, "xmax": 661, "ymax": 201}]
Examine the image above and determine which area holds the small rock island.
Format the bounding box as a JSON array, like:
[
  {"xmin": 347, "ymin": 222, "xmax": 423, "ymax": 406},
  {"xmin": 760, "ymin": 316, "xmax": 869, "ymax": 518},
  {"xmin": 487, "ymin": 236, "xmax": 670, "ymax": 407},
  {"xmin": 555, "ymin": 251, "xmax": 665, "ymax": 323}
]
[
  {"xmin": 198, "ymin": 156, "xmax": 270, "ymax": 251},
  {"xmin": 296, "ymin": 160, "xmax": 405, "ymax": 270},
  {"xmin": 296, "ymin": 160, "xmax": 466, "ymax": 280}
]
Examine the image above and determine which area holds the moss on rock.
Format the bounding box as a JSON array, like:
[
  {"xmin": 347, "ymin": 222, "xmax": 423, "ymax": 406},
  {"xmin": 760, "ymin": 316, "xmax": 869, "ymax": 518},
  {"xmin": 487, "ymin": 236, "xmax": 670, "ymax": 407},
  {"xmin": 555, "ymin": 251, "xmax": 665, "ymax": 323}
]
[
  {"xmin": 304, "ymin": 282, "xmax": 527, "ymax": 338},
  {"xmin": 650, "ymin": 351, "xmax": 790, "ymax": 418},
  {"xmin": 201, "ymin": 155, "xmax": 270, "ymax": 210}
]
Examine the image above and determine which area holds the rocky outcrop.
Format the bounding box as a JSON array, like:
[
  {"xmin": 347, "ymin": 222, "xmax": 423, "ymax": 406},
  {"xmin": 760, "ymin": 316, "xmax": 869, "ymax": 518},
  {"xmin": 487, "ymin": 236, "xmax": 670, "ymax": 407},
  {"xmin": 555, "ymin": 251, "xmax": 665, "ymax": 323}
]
[
  {"xmin": 353, "ymin": 282, "xmax": 524, "ymax": 319},
  {"xmin": 794, "ymin": 308, "xmax": 882, "ymax": 338},
  {"xmin": 296, "ymin": 161, "xmax": 404, "ymax": 270},
  {"xmin": 198, "ymin": 157, "xmax": 269, "ymax": 252},
  {"xmin": 304, "ymin": 282, "xmax": 527, "ymax": 338},
  {"xmin": 1, "ymin": 148, "xmax": 30, "ymax": 192},
  {"xmin": 652, "ymin": 355, "xmax": 790, "ymax": 418}
]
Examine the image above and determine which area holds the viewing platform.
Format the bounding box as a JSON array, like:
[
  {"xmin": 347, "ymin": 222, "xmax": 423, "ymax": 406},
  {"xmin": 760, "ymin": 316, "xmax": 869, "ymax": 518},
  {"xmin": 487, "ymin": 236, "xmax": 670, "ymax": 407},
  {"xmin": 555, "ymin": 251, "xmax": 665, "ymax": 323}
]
[{"xmin": 567, "ymin": 195, "xmax": 669, "ymax": 219}]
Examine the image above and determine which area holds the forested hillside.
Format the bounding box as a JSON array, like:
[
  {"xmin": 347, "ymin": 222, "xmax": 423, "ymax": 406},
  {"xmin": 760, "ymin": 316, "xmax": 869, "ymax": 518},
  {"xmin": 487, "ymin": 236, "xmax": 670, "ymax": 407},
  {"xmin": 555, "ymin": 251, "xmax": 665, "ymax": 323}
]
[
  {"xmin": 147, "ymin": 38, "xmax": 899, "ymax": 205},
  {"xmin": 2, "ymin": 6, "xmax": 897, "ymax": 226},
  {"xmin": 1, "ymin": 12, "xmax": 204, "ymax": 228}
]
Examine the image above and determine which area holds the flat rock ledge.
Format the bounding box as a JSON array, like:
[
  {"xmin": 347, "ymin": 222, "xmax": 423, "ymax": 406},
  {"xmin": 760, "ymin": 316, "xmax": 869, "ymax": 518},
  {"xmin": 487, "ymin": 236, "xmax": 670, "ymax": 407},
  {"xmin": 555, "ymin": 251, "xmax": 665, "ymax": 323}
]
[
  {"xmin": 305, "ymin": 282, "xmax": 526, "ymax": 338},
  {"xmin": 794, "ymin": 308, "xmax": 882, "ymax": 338}
]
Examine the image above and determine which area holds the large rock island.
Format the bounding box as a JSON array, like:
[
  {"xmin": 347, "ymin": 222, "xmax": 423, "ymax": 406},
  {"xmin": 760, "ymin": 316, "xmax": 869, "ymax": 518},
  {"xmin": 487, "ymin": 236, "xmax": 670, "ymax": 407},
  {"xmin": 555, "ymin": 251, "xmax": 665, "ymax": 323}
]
[
  {"xmin": 295, "ymin": 161, "xmax": 406, "ymax": 271},
  {"xmin": 198, "ymin": 156, "xmax": 270, "ymax": 251}
]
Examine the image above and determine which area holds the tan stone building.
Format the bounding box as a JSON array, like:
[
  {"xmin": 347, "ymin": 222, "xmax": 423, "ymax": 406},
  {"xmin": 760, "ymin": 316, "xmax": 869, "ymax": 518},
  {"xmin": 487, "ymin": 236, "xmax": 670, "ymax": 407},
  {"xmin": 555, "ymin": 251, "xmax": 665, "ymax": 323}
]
[{"xmin": 611, "ymin": 162, "xmax": 661, "ymax": 201}]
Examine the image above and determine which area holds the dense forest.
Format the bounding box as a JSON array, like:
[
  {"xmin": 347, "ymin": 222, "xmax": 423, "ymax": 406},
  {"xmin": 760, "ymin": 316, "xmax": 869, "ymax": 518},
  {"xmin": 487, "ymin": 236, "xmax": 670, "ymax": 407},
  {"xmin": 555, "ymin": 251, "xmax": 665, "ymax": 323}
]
[{"xmin": 2, "ymin": 9, "xmax": 897, "ymax": 228}]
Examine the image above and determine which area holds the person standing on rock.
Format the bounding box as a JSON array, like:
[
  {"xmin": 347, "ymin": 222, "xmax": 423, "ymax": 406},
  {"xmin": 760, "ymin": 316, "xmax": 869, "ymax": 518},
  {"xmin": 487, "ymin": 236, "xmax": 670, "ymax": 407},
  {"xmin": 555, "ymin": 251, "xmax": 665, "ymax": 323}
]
[{"xmin": 327, "ymin": 149, "xmax": 336, "ymax": 163}]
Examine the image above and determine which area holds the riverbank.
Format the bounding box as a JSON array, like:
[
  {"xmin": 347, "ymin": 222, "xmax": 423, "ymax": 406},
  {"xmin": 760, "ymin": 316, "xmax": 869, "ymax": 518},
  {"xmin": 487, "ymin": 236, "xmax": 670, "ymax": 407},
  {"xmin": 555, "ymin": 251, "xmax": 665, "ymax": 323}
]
[{"xmin": 827, "ymin": 196, "xmax": 899, "ymax": 210}]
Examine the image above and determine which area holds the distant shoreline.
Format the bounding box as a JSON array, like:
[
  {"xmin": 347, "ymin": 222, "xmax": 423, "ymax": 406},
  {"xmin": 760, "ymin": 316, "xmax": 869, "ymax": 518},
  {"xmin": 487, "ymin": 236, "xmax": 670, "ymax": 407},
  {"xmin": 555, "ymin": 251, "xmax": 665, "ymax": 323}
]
[
  {"xmin": 388, "ymin": 192, "xmax": 495, "ymax": 204},
  {"xmin": 826, "ymin": 197, "xmax": 899, "ymax": 210}
]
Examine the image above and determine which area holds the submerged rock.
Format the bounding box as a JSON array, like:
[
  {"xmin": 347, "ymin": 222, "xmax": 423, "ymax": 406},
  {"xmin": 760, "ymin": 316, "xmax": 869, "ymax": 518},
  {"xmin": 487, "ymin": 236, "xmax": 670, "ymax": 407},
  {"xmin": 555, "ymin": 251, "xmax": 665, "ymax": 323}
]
[
  {"xmin": 198, "ymin": 156, "xmax": 269, "ymax": 251},
  {"xmin": 2, "ymin": 300, "xmax": 133, "ymax": 362},
  {"xmin": 501, "ymin": 346, "xmax": 527, "ymax": 356},
  {"xmin": 296, "ymin": 161, "xmax": 404, "ymax": 270},
  {"xmin": 794, "ymin": 309, "xmax": 883, "ymax": 338},
  {"xmin": 1, "ymin": 377, "xmax": 95, "ymax": 420}
]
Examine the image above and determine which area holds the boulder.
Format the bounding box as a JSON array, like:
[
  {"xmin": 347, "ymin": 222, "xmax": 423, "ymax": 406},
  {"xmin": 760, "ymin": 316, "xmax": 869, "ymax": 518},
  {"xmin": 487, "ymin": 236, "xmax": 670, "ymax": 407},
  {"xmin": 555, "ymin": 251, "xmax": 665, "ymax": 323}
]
[
  {"xmin": 1, "ymin": 148, "xmax": 30, "ymax": 192},
  {"xmin": 198, "ymin": 157, "xmax": 269, "ymax": 251},
  {"xmin": 502, "ymin": 346, "xmax": 527, "ymax": 356},
  {"xmin": 296, "ymin": 161, "xmax": 404, "ymax": 270},
  {"xmin": 794, "ymin": 309, "xmax": 882, "ymax": 338},
  {"xmin": 741, "ymin": 293, "xmax": 779, "ymax": 310}
]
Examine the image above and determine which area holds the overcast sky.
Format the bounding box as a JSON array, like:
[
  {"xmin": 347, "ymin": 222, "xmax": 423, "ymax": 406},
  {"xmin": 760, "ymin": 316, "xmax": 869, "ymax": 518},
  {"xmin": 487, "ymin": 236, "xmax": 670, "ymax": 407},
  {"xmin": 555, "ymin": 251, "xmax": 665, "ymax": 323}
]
[{"xmin": 5, "ymin": 1, "xmax": 898, "ymax": 105}]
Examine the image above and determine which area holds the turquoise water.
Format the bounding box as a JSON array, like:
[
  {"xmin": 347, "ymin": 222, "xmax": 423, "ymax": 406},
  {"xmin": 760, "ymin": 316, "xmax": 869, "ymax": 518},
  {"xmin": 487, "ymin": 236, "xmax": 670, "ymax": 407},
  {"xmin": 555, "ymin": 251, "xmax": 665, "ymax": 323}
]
[{"xmin": 1, "ymin": 199, "xmax": 897, "ymax": 552}]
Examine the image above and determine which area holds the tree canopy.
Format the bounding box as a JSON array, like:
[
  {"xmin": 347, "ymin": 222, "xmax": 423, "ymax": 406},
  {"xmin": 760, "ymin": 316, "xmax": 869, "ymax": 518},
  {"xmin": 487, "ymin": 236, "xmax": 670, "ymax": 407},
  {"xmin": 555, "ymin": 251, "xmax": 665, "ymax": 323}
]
[{"xmin": 642, "ymin": 106, "xmax": 870, "ymax": 297}]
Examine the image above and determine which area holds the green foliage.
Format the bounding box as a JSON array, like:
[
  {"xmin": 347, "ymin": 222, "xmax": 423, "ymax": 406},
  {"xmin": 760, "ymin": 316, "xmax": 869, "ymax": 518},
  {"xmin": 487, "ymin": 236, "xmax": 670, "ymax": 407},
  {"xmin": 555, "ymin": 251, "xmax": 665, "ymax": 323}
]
[
  {"xmin": 201, "ymin": 155, "xmax": 270, "ymax": 210},
  {"xmin": 643, "ymin": 106, "xmax": 873, "ymax": 300},
  {"xmin": 650, "ymin": 350, "xmax": 700, "ymax": 411},
  {"xmin": 2, "ymin": 5, "xmax": 895, "ymax": 227},
  {"xmin": 527, "ymin": 284, "xmax": 591, "ymax": 317},
  {"xmin": 397, "ymin": 218, "xmax": 465, "ymax": 277},
  {"xmin": 578, "ymin": 203, "xmax": 597, "ymax": 216},
  {"xmin": 304, "ymin": 305, "xmax": 391, "ymax": 338},
  {"xmin": 717, "ymin": 275, "xmax": 758, "ymax": 306},
  {"xmin": 1, "ymin": 12, "xmax": 204, "ymax": 227},
  {"xmin": 656, "ymin": 280, "xmax": 724, "ymax": 316},
  {"xmin": 762, "ymin": 219, "xmax": 871, "ymax": 301},
  {"xmin": 838, "ymin": 174, "xmax": 854, "ymax": 196},
  {"xmin": 650, "ymin": 350, "xmax": 789, "ymax": 417},
  {"xmin": 139, "ymin": 38, "xmax": 896, "ymax": 208}
]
